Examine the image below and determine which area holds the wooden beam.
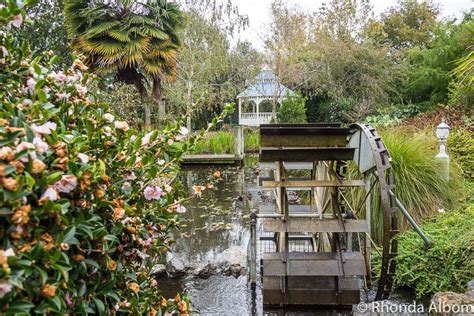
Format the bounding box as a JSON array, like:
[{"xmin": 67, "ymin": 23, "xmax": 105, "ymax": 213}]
[
  {"xmin": 262, "ymin": 218, "xmax": 368, "ymax": 233},
  {"xmin": 262, "ymin": 179, "xmax": 365, "ymax": 188},
  {"xmin": 262, "ymin": 252, "xmax": 367, "ymax": 277},
  {"xmin": 259, "ymin": 147, "xmax": 355, "ymax": 162}
]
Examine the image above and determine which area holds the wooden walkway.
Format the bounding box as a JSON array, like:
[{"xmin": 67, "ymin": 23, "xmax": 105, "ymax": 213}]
[{"xmin": 181, "ymin": 154, "xmax": 244, "ymax": 165}]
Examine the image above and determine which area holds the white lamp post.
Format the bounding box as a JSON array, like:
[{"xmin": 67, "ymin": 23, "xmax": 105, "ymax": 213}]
[{"xmin": 435, "ymin": 119, "xmax": 450, "ymax": 180}]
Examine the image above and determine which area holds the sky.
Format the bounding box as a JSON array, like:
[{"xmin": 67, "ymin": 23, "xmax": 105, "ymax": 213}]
[{"xmin": 233, "ymin": 0, "xmax": 473, "ymax": 50}]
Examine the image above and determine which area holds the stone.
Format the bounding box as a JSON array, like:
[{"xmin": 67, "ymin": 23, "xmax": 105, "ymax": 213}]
[
  {"xmin": 150, "ymin": 264, "xmax": 166, "ymax": 276},
  {"xmin": 165, "ymin": 253, "xmax": 186, "ymax": 278}
]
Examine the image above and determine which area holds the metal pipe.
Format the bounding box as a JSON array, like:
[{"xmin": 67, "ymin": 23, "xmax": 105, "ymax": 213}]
[{"xmin": 389, "ymin": 190, "xmax": 433, "ymax": 248}]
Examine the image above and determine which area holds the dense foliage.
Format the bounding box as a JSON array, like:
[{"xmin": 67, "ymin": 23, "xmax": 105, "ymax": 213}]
[
  {"xmin": 0, "ymin": 2, "xmax": 232, "ymax": 313},
  {"xmin": 276, "ymin": 94, "xmax": 307, "ymax": 124},
  {"xmin": 448, "ymin": 128, "xmax": 474, "ymax": 180},
  {"xmin": 392, "ymin": 204, "xmax": 474, "ymax": 297}
]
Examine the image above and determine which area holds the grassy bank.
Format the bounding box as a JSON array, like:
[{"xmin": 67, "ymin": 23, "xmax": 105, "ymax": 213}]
[{"xmin": 192, "ymin": 128, "xmax": 260, "ymax": 154}]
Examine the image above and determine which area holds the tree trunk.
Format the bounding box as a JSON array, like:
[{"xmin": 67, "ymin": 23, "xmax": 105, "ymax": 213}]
[
  {"xmin": 116, "ymin": 68, "xmax": 150, "ymax": 127},
  {"xmin": 152, "ymin": 76, "xmax": 165, "ymax": 125},
  {"xmin": 186, "ymin": 80, "xmax": 193, "ymax": 131}
]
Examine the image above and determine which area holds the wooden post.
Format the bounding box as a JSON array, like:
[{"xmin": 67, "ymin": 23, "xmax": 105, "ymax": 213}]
[
  {"xmin": 233, "ymin": 125, "xmax": 244, "ymax": 157},
  {"xmin": 250, "ymin": 211, "xmax": 257, "ymax": 287}
]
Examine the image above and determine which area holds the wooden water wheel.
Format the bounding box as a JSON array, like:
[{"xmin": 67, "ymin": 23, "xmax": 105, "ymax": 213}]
[{"xmin": 252, "ymin": 123, "xmax": 398, "ymax": 306}]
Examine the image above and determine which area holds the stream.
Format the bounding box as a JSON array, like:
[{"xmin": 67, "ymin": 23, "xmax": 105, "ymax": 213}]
[{"xmin": 158, "ymin": 157, "xmax": 418, "ymax": 315}]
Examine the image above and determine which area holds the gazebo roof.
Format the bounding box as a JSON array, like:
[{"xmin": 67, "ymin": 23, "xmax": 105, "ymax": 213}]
[{"xmin": 236, "ymin": 70, "xmax": 295, "ymax": 99}]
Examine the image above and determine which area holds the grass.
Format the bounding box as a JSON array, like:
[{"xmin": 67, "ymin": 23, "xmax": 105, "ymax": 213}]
[{"xmin": 192, "ymin": 128, "xmax": 260, "ymax": 154}]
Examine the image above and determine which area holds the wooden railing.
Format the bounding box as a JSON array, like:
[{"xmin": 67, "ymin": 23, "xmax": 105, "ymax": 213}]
[{"xmin": 239, "ymin": 112, "xmax": 273, "ymax": 126}]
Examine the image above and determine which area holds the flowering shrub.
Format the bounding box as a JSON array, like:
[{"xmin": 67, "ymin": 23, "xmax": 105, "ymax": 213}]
[{"xmin": 0, "ymin": 1, "xmax": 232, "ymax": 314}]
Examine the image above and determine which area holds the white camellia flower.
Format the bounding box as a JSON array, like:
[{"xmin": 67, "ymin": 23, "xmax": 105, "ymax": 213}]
[
  {"xmin": 141, "ymin": 132, "xmax": 153, "ymax": 146},
  {"xmin": 40, "ymin": 187, "xmax": 59, "ymax": 202},
  {"xmin": 33, "ymin": 136, "xmax": 48, "ymax": 153},
  {"xmin": 114, "ymin": 121, "xmax": 129, "ymax": 131},
  {"xmin": 103, "ymin": 113, "xmax": 115, "ymax": 123},
  {"xmin": 30, "ymin": 121, "xmax": 57, "ymax": 135},
  {"xmin": 179, "ymin": 126, "xmax": 189, "ymax": 136},
  {"xmin": 77, "ymin": 153, "xmax": 89, "ymax": 164}
]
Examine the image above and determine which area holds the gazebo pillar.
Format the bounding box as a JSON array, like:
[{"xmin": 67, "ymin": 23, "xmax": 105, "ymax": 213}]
[
  {"xmin": 238, "ymin": 98, "xmax": 242, "ymax": 125},
  {"xmin": 256, "ymin": 97, "xmax": 260, "ymax": 126}
]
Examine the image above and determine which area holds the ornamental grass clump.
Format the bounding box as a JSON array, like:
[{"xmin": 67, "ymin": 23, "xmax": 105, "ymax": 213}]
[
  {"xmin": 350, "ymin": 129, "xmax": 465, "ymax": 243},
  {"xmin": 0, "ymin": 2, "xmax": 232, "ymax": 314}
]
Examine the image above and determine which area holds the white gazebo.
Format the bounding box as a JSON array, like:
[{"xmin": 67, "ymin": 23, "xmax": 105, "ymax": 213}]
[{"xmin": 237, "ymin": 70, "xmax": 295, "ymax": 126}]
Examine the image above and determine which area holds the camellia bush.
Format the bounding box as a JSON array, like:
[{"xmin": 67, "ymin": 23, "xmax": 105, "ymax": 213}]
[{"xmin": 0, "ymin": 1, "xmax": 232, "ymax": 314}]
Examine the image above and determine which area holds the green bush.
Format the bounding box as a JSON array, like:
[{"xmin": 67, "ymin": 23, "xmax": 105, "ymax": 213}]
[
  {"xmin": 391, "ymin": 204, "xmax": 474, "ymax": 298},
  {"xmin": 276, "ymin": 93, "xmax": 307, "ymax": 124},
  {"xmin": 448, "ymin": 128, "xmax": 474, "ymax": 180},
  {"xmin": 0, "ymin": 3, "xmax": 232, "ymax": 314},
  {"xmin": 244, "ymin": 128, "xmax": 260, "ymax": 152}
]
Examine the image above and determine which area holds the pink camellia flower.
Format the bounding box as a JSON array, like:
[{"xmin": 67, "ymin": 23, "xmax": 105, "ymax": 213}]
[
  {"xmin": 40, "ymin": 187, "xmax": 59, "ymax": 202},
  {"xmin": 0, "ymin": 280, "xmax": 13, "ymax": 299},
  {"xmin": 143, "ymin": 186, "xmax": 163, "ymax": 201},
  {"xmin": 175, "ymin": 204, "xmax": 186, "ymax": 214},
  {"xmin": 55, "ymin": 92, "xmax": 70, "ymax": 100},
  {"xmin": 11, "ymin": 14, "xmax": 23, "ymax": 28},
  {"xmin": 31, "ymin": 121, "xmax": 57, "ymax": 135},
  {"xmin": 26, "ymin": 78, "xmax": 36, "ymax": 91},
  {"xmin": 16, "ymin": 141, "xmax": 36, "ymax": 162},
  {"xmin": 75, "ymin": 84, "xmax": 87, "ymax": 96},
  {"xmin": 125, "ymin": 171, "xmax": 136, "ymax": 181},
  {"xmin": 55, "ymin": 71, "xmax": 67, "ymax": 82},
  {"xmin": 114, "ymin": 121, "xmax": 129, "ymax": 131},
  {"xmin": 77, "ymin": 153, "xmax": 89, "ymax": 164},
  {"xmin": 54, "ymin": 175, "xmax": 78, "ymax": 193},
  {"xmin": 167, "ymin": 139, "xmax": 174, "ymax": 146},
  {"xmin": 33, "ymin": 136, "xmax": 49, "ymax": 153}
]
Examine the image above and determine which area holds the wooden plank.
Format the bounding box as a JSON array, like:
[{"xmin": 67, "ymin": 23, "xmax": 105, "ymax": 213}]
[
  {"xmin": 262, "ymin": 179, "xmax": 365, "ymax": 188},
  {"xmin": 260, "ymin": 127, "xmax": 350, "ymax": 136},
  {"xmin": 181, "ymin": 154, "xmax": 243, "ymax": 165},
  {"xmin": 263, "ymin": 276, "xmax": 359, "ymax": 290},
  {"xmin": 259, "ymin": 205, "xmax": 312, "ymax": 214},
  {"xmin": 260, "ymin": 123, "xmax": 342, "ymax": 128},
  {"xmin": 262, "ymin": 218, "xmax": 368, "ymax": 233},
  {"xmin": 260, "ymin": 127, "xmax": 349, "ymax": 148},
  {"xmin": 263, "ymin": 288, "xmax": 360, "ymax": 305},
  {"xmin": 259, "ymin": 147, "xmax": 355, "ymax": 162},
  {"xmin": 259, "ymin": 162, "xmax": 314, "ymax": 170},
  {"xmin": 262, "ymin": 252, "xmax": 367, "ymax": 276}
]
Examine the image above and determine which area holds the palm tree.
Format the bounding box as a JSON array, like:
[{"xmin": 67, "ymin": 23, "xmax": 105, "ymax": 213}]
[{"xmin": 64, "ymin": 0, "xmax": 184, "ymax": 127}]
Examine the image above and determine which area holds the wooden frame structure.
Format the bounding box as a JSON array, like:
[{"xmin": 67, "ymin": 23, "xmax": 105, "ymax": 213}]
[{"xmin": 250, "ymin": 123, "xmax": 398, "ymax": 306}]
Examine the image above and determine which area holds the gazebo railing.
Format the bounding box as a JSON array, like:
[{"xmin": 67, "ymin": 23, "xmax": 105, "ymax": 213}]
[{"xmin": 240, "ymin": 112, "xmax": 273, "ymax": 126}]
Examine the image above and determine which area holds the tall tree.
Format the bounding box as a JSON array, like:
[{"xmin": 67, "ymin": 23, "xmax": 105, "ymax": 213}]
[
  {"xmin": 64, "ymin": 0, "xmax": 184, "ymax": 127},
  {"xmin": 365, "ymin": 0, "xmax": 439, "ymax": 49},
  {"xmin": 165, "ymin": 0, "xmax": 254, "ymax": 130}
]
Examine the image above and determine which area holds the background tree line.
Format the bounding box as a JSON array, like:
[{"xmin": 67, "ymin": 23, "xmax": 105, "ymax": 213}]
[{"xmin": 20, "ymin": 0, "xmax": 472, "ymax": 128}]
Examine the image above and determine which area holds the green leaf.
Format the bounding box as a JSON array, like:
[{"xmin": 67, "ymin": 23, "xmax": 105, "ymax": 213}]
[
  {"xmin": 62, "ymin": 226, "xmax": 76, "ymax": 244},
  {"xmin": 35, "ymin": 266, "xmax": 48, "ymax": 285},
  {"xmin": 37, "ymin": 89, "xmax": 48, "ymax": 102},
  {"xmin": 103, "ymin": 234, "xmax": 119, "ymax": 243},
  {"xmin": 47, "ymin": 171, "xmax": 63, "ymax": 184},
  {"xmin": 93, "ymin": 298, "xmax": 105, "ymax": 316}
]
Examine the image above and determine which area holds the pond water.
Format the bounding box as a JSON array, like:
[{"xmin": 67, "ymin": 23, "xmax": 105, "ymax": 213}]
[{"xmin": 159, "ymin": 157, "xmax": 418, "ymax": 315}]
